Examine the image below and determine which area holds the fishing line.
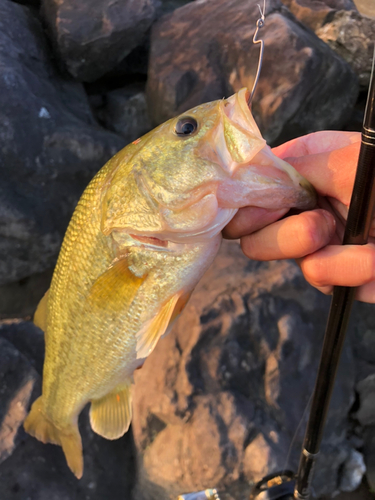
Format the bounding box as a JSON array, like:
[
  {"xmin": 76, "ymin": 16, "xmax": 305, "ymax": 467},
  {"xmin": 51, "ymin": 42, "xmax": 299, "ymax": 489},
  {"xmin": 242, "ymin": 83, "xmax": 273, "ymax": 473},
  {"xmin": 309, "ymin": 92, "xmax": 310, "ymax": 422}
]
[{"xmin": 281, "ymin": 389, "xmax": 314, "ymax": 475}]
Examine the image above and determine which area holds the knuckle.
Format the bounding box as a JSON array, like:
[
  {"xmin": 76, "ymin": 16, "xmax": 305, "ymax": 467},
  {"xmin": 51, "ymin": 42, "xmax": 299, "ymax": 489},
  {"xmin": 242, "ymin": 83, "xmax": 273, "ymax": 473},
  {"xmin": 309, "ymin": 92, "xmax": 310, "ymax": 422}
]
[{"xmin": 293, "ymin": 212, "xmax": 321, "ymax": 256}]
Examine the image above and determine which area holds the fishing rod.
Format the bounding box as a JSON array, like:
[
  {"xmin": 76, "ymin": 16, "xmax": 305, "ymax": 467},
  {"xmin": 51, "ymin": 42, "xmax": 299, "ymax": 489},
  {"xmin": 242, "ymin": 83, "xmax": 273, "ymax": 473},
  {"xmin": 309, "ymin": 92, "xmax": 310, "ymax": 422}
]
[
  {"xmin": 293, "ymin": 45, "xmax": 375, "ymax": 500},
  {"xmin": 178, "ymin": 11, "xmax": 375, "ymax": 500}
]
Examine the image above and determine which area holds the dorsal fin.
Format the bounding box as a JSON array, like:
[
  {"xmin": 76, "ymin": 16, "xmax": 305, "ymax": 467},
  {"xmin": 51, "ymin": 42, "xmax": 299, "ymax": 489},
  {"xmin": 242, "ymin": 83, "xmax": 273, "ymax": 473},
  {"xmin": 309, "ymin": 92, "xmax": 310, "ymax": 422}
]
[{"xmin": 33, "ymin": 289, "xmax": 49, "ymax": 332}]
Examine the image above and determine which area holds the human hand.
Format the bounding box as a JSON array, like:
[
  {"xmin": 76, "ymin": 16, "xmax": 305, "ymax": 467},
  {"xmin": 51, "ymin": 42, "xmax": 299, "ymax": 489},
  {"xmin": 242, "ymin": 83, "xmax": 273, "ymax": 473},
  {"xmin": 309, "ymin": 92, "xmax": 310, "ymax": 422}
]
[{"xmin": 223, "ymin": 131, "xmax": 375, "ymax": 303}]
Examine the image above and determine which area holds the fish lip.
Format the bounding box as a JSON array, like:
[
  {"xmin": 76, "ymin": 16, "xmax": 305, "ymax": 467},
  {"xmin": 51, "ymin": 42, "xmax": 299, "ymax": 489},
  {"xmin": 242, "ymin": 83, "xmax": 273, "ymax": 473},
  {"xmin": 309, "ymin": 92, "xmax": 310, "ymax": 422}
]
[{"xmin": 297, "ymin": 178, "xmax": 318, "ymax": 210}]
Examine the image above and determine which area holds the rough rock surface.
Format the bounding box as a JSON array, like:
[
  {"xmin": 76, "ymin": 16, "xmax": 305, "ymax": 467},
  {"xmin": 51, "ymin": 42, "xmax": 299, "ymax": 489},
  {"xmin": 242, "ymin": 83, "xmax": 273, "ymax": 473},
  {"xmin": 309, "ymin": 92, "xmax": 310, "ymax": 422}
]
[
  {"xmin": 316, "ymin": 10, "xmax": 375, "ymax": 87},
  {"xmin": 156, "ymin": 0, "xmax": 194, "ymax": 18},
  {"xmin": 0, "ymin": 268, "xmax": 53, "ymax": 320},
  {"xmin": 131, "ymin": 241, "xmax": 361, "ymax": 499},
  {"xmin": 363, "ymin": 427, "xmax": 375, "ymax": 491},
  {"xmin": 90, "ymin": 85, "xmax": 152, "ymax": 145},
  {"xmin": 0, "ymin": 0, "xmax": 124, "ymax": 287},
  {"xmin": 146, "ymin": 0, "xmax": 359, "ymax": 145},
  {"xmin": 41, "ymin": 0, "xmax": 158, "ymax": 82},
  {"xmin": 356, "ymin": 375, "xmax": 375, "ymax": 427},
  {"xmin": 0, "ymin": 336, "xmax": 39, "ymax": 465},
  {"xmin": 353, "ymin": 0, "xmax": 375, "ymax": 17},
  {"xmin": 0, "ymin": 320, "xmax": 136, "ymax": 500},
  {"xmin": 348, "ymin": 300, "xmax": 375, "ymax": 493},
  {"xmin": 280, "ymin": 0, "xmax": 357, "ymax": 30}
]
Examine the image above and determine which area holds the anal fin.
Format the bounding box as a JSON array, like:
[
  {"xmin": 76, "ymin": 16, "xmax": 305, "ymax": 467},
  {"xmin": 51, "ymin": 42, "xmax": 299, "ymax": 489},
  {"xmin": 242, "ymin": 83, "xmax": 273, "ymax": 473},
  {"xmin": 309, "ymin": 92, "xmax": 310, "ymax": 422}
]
[{"xmin": 89, "ymin": 381, "xmax": 132, "ymax": 440}]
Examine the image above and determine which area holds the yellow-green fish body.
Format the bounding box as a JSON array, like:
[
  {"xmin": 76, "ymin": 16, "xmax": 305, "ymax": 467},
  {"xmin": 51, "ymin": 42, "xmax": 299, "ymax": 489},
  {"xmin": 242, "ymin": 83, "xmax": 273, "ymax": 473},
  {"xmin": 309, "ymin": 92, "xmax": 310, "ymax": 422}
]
[{"xmin": 24, "ymin": 89, "xmax": 316, "ymax": 478}]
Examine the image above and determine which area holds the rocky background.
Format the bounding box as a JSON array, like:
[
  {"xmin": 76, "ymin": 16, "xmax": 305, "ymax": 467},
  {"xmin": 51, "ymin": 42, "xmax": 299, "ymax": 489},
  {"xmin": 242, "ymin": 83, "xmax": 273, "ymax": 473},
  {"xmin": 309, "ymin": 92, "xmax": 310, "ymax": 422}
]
[{"xmin": 0, "ymin": 0, "xmax": 374, "ymax": 499}]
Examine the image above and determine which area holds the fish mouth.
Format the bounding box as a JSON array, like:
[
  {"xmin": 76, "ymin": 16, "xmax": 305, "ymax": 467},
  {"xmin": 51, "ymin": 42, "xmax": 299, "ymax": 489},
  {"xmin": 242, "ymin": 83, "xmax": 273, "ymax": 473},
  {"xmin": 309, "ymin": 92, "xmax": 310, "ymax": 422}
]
[{"xmin": 215, "ymin": 88, "xmax": 317, "ymax": 211}]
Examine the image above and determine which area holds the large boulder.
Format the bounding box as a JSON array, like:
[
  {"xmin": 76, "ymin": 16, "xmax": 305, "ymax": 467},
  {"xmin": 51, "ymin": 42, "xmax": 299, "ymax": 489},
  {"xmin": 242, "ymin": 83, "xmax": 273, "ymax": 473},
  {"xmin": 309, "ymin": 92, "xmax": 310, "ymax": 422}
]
[
  {"xmin": 316, "ymin": 10, "xmax": 375, "ymax": 87},
  {"xmin": 280, "ymin": 0, "xmax": 357, "ymax": 30},
  {"xmin": 146, "ymin": 0, "xmax": 359, "ymax": 145},
  {"xmin": 90, "ymin": 84, "xmax": 153, "ymax": 145},
  {"xmin": 41, "ymin": 0, "xmax": 159, "ymax": 82},
  {"xmin": 132, "ymin": 241, "xmax": 363, "ymax": 499},
  {"xmin": 0, "ymin": 0, "xmax": 124, "ymax": 288}
]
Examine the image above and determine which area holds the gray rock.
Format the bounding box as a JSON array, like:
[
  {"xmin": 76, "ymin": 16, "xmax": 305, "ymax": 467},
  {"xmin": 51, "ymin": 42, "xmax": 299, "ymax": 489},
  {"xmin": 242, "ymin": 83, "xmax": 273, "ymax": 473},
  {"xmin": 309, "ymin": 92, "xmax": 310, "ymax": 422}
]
[
  {"xmin": 90, "ymin": 85, "xmax": 153, "ymax": 145},
  {"xmin": 280, "ymin": 0, "xmax": 357, "ymax": 30},
  {"xmin": 0, "ymin": 320, "xmax": 136, "ymax": 500},
  {"xmin": 12, "ymin": 0, "xmax": 40, "ymax": 6},
  {"xmin": 0, "ymin": 0, "xmax": 125, "ymax": 287},
  {"xmin": 0, "ymin": 268, "xmax": 53, "ymax": 320},
  {"xmin": 339, "ymin": 449, "xmax": 366, "ymax": 492},
  {"xmin": 131, "ymin": 241, "xmax": 358, "ymax": 499},
  {"xmin": 146, "ymin": 0, "xmax": 359, "ymax": 145},
  {"xmin": 349, "ymin": 300, "xmax": 375, "ymax": 382},
  {"xmin": 0, "ymin": 320, "xmax": 45, "ymax": 376},
  {"xmin": 156, "ymin": 0, "xmax": 194, "ymax": 17},
  {"xmin": 41, "ymin": 0, "xmax": 159, "ymax": 82},
  {"xmin": 356, "ymin": 374, "xmax": 375, "ymax": 426},
  {"xmin": 363, "ymin": 426, "xmax": 375, "ymax": 491},
  {"xmin": 316, "ymin": 10, "xmax": 375, "ymax": 87}
]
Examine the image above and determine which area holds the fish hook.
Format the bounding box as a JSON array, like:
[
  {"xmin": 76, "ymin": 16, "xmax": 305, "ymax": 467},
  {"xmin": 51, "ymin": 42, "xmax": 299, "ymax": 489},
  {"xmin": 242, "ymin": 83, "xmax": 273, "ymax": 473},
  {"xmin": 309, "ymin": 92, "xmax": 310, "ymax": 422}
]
[{"xmin": 248, "ymin": 0, "xmax": 266, "ymax": 106}]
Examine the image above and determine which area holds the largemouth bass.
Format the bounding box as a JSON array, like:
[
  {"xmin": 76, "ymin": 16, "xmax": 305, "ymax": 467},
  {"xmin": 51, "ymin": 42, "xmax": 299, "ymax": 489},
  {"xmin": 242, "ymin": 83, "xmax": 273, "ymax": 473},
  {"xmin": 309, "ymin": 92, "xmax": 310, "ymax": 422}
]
[{"xmin": 24, "ymin": 88, "xmax": 316, "ymax": 478}]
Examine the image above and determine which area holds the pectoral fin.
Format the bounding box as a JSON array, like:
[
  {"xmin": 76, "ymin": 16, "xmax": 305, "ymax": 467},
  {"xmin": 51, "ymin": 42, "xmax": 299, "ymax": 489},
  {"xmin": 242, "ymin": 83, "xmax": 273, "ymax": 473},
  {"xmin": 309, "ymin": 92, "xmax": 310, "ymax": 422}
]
[
  {"xmin": 34, "ymin": 289, "xmax": 49, "ymax": 331},
  {"xmin": 89, "ymin": 381, "xmax": 132, "ymax": 440},
  {"xmin": 88, "ymin": 259, "xmax": 145, "ymax": 312},
  {"xmin": 136, "ymin": 291, "xmax": 192, "ymax": 359}
]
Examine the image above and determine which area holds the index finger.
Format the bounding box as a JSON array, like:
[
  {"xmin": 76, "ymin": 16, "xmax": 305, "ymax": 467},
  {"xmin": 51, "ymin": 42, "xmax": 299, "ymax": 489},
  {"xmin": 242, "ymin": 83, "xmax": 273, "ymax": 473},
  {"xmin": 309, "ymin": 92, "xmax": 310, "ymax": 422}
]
[
  {"xmin": 284, "ymin": 143, "xmax": 360, "ymax": 204},
  {"xmin": 272, "ymin": 131, "xmax": 360, "ymax": 159}
]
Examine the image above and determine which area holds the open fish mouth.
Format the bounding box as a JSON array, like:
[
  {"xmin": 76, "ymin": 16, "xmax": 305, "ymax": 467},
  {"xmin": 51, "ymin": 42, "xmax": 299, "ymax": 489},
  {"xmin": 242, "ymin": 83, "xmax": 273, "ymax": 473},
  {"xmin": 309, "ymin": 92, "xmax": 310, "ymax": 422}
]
[{"xmin": 213, "ymin": 88, "xmax": 317, "ymax": 211}]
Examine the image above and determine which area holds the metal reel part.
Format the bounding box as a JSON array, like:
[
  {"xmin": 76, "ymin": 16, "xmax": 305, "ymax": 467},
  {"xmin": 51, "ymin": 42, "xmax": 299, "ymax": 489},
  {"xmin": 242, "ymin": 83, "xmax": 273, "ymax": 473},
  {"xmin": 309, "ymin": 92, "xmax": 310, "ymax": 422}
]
[{"xmin": 249, "ymin": 470, "xmax": 296, "ymax": 500}]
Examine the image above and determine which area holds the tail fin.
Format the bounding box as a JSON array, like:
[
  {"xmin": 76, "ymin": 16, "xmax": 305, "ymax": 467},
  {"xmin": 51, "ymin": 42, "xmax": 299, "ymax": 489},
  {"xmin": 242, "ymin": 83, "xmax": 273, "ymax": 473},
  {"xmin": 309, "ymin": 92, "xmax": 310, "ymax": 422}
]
[{"xmin": 24, "ymin": 396, "xmax": 83, "ymax": 479}]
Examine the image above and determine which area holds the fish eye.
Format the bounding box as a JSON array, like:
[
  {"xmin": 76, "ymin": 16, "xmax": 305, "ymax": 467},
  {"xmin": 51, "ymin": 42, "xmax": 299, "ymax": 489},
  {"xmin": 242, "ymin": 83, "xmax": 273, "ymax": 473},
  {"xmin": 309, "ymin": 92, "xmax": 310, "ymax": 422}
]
[{"xmin": 175, "ymin": 117, "xmax": 198, "ymax": 136}]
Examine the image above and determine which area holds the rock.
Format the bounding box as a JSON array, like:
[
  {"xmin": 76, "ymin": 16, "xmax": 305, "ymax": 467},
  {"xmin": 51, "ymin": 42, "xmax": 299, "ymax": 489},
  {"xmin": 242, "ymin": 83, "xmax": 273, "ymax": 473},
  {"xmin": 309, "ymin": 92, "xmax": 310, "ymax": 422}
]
[
  {"xmin": 353, "ymin": 0, "xmax": 375, "ymax": 17},
  {"xmin": 12, "ymin": 0, "xmax": 40, "ymax": 6},
  {"xmin": 349, "ymin": 300, "xmax": 375, "ymax": 382},
  {"xmin": 339, "ymin": 449, "xmax": 366, "ymax": 492},
  {"xmin": 90, "ymin": 85, "xmax": 153, "ymax": 145},
  {"xmin": 41, "ymin": 0, "xmax": 159, "ymax": 82},
  {"xmin": 363, "ymin": 426, "xmax": 375, "ymax": 491},
  {"xmin": 132, "ymin": 241, "xmax": 357, "ymax": 499},
  {"xmin": 316, "ymin": 10, "xmax": 375, "ymax": 87},
  {"xmin": 156, "ymin": 0, "xmax": 194, "ymax": 17},
  {"xmin": 0, "ymin": 0, "xmax": 124, "ymax": 288},
  {"xmin": 0, "ymin": 320, "xmax": 136, "ymax": 500},
  {"xmin": 0, "ymin": 269, "xmax": 53, "ymax": 320},
  {"xmin": 280, "ymin": 0, "xmax": 357, "ymax": 30},
  {"xmin": 0, "ymin": 336, "xmax": 39, "ymax": 464},
  {"xmin": 146, "ymin": 0, "xmax": 359, "ymax": 145},
  {"xmin": 356, "ymin": 374, "xmax": 375, "ymax": 426},
  {"xmin": 0, "ymin": 320, "xmax": 45, "ymax": 376}
]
